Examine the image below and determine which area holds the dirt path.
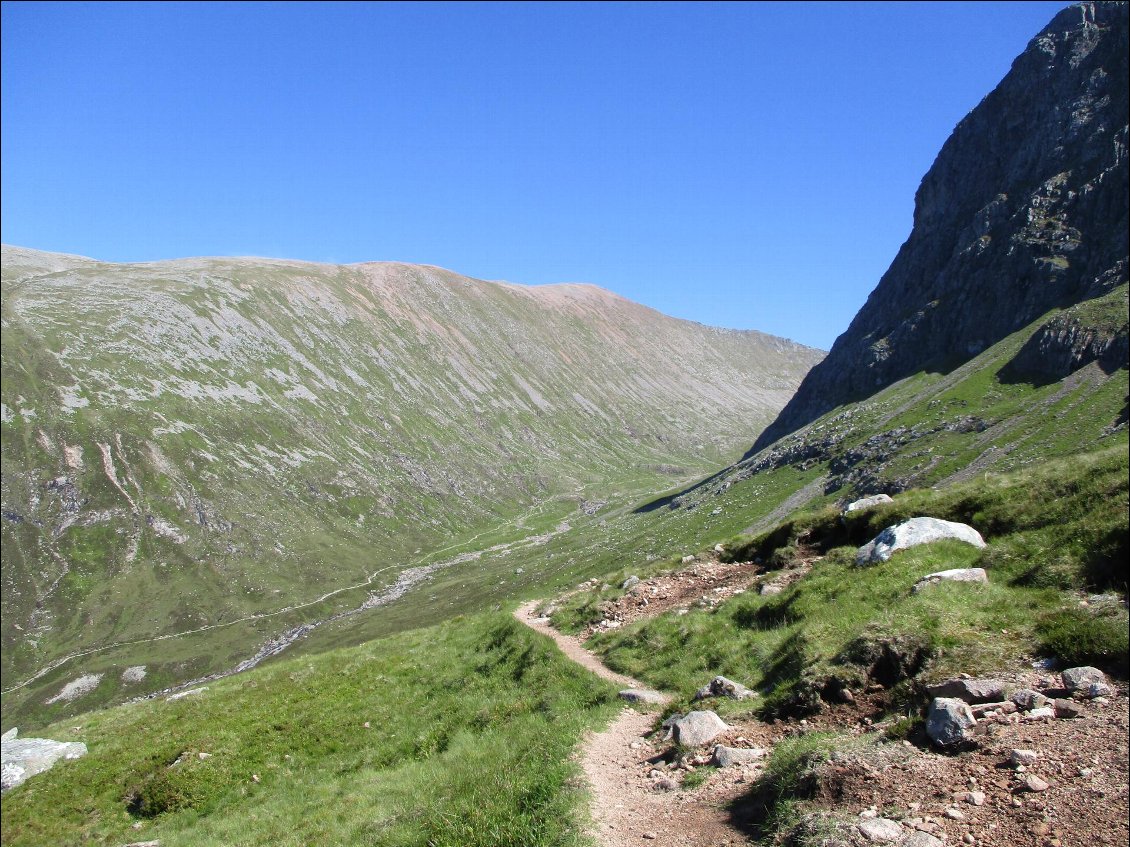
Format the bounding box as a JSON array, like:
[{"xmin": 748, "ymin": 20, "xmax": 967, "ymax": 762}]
[{"xmin": 514, "ymin": 602, "xmax": 752, "ymax": 847}]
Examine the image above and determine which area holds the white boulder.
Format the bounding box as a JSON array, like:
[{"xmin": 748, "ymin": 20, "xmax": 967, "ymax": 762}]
[{"xmin": 856, "ymin": 517, "xmax": 986, "ymax": 565}]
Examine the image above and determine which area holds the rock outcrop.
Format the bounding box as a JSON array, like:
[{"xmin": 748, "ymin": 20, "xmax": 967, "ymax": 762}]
[
  {"xmin": 751, "ymin": 1, "xmax": 1129, "ymax": 453},
  {"xmin": 1, "ymin": 728, "xmax": 87, "ymax": 792},
  {"xmin": 856, "ymin": 517, "xmax": 986, "ymax": 565}
]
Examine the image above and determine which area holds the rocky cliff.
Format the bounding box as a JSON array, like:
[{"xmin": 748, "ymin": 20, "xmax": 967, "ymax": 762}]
[{"xmin": 752, "ymin": 1, "xmax": 1128, "ymax": 454}]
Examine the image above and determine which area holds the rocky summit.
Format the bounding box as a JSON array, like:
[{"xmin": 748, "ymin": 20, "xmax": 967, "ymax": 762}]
[{"xmin": 752, "ymin": 0, "xmax": 1128, "ymax": 453}]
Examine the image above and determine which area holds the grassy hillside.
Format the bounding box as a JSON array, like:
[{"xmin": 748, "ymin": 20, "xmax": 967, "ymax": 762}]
[
  {"xmin": 1, "ymin": 245, "xmax": 821, "ymax": 721},
  {"xmin": 551, "ymin": 447, "xmax": 1127, "ymax": 719},
  {"xmin": 0, "ymin": 613, "xmax": 619, "ymax": 847}
]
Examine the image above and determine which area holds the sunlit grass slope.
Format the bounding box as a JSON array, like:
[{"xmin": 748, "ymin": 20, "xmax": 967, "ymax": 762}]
[{"xmin": 0, "ymin": 613, "xmax": 618, "ymax": 847}]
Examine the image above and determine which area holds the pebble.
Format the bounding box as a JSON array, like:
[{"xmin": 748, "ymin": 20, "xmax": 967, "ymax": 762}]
[
  {"xmin": 1022, "ymin": 774, "xmax": 1050, "ymax": 793},
  {"xmin": 965, "ymin": 790, "xmax": 985, "ymax": 806},
  {"xmin": 1010, "ymin": 749, "xmax": 1039, "ymax": 767},
  {"xmin": 944, "ymin": 807, "xmax": 965, "ymax": 820},
  {"xmin": 964, "ymin": 835, "xmax": 976, "ymax": 845},
  {"xmin": 642, "ymin": 834, "xmax": 657, "ymax": 841}
]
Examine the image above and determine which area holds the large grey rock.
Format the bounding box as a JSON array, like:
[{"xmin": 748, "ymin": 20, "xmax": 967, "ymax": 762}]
[
  {"xmin": 1061, "ymin": 666, "xmax": 1106, "ymax": 692},
  {"xmin": 845, "ymin": 494, "xmax": 894, "ymax": 513},
  {"xmin": 912, "ymin": 568, "xmax": 989, "ymax": 593},
  {"xmin": 620, "ymin": 575, "xmax": 640, "ymax": 591},
  {"xmin": 926, "ymin": 677, "xmax": 1011, "ymax": 705},
  {"xmin": 857, "ymin": 816, "xmax": 904, "ymax": 842},
  {"xmin": 694, "ymin": 675, "xmax": 757, "ymax": 701},
  {"xmin": 711, "ymin": 744, "xmax": 767, "ymax": 768},
  {"xmin": 926, "ymin": 697, "xmax": 977, "ymax": 746},
  {"xmin": 671, "ymin": 711, "xmax": 728, "ymax": 748},
  {"xmin": 1, "ymin": 734, "xmax": 87, "ymax": 792},
  {"xmin": 856, "ymin": 518, "xmax": 986, "ymax": 565},
  {"xmin": 618, "ymin": 688, "xmax": 666, "ymax": 705},
  {"xmin": 1011, "ymin": 689, "xmax": 1049, "ymax": 711},
  {"xmin": 901, "ymin": 834, "xmax": 944, "ymax": 847}
]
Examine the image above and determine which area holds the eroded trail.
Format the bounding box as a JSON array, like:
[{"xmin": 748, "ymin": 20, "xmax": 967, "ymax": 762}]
[{"xmin": 514, "ymin": 602, "xmax": 749, "ymax": 847}]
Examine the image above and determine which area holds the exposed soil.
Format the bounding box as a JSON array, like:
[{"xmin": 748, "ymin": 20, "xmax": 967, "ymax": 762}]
[
  {"xmin": 517, "ymin": 563, "xmax": 1129, "ymax": 847},
  {"xmin": 564, "ymin": 556, "xmax": 802, "ymax": 641}
]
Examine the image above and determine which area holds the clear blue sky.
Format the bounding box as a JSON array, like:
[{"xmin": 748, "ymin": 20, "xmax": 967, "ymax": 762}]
[{"xmin": 2, "ymin": 1, "xmax": 1068, "ymax": 350}]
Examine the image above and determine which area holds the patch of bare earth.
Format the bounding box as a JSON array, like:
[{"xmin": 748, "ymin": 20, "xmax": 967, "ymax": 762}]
[
  {"xmin": 808, "ymin": 684, "xmax": 1130, "ymax": 847},
  {"xmin": 565, "ymin": 554, "xmax": 816, "ymax": 640}
]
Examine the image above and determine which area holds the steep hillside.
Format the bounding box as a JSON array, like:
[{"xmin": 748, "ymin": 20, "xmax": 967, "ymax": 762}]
[
  {"xmin": 753, "ymin": 0, "xmax": 1128, "ymax": 453},
  {"xmin": 0, "ymin": 245, "xmax": 821, "ymax": 719}
]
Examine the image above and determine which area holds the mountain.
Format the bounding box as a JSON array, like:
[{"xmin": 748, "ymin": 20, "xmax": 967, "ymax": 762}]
[
  {"xmin": 751, "ymin": 0, "xmax": 1128, "ymax": 454},
  {"xmin": 0, "ymin": 246, "xmax": 821, "ymax": 716}
]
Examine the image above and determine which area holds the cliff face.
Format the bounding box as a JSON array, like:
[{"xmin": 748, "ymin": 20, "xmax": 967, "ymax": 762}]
[{"xmin": 752, "ymin": 1, "xmax": 1129, "ymax": 454}]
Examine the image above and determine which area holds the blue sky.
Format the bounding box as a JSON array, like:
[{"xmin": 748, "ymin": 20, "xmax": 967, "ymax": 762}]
[{"xmin": 2, "ymin": 1, "xmax": 1067, "ymax": 350}]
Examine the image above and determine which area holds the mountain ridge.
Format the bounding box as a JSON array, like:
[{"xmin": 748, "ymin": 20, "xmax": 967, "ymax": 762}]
[{"xmin": 751, "ymin": 0, "xmax": 1128, "ymax": 454}]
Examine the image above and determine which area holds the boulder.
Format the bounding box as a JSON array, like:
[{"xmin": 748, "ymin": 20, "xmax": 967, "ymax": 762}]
[
  {"xmin": 1010, "ymin": 689, "xmax": 1049, "ymax": 711},
  {"xmin": 912, "ymin": 568, "xmax": 989, "ymax": 593},
  {"xmin": 1053, "ymin": 698, "xmax": 1084, "ymax": 719},
  {"xmin": 671, "ymin": 711, "xmax": 728, "ymax": 748},
  {"xmin": 857, "ymin": 817, "xmax": 904, "ymax": 842},
  {"xmin": 711, "ymin": 744, "xmax": 767, "ymax": 768},
  {"xmin": 1085, "ymin": 681, "xmax": 1113, "ymax": 698},
  {"xmin": 901, "ymin": 834, "xmax": 944, "ymax": 847},
  {"xmin": 1061, "ymin": 666, "xmax": 1106, "ymax": 692},
  {"xmin": 926, "ymin": 697, "xmax": 976, "ymax": 746},
  {"xmin": 1, "ymin": 734, "xmax": 87, "ymax": 792},
  {"xmin": 620, "ymin": 575, "xmax": 640, "ymax": 591},
  {"xmin": 845, "ymin": 494, "xmax": 894, "ymax": 513},
  {"xmin": 856, "ymin": 517, "xmax": 986, "ymax": 565},
  {"xmin": 618, "ymin": 688, "xmax": 666, "ymax": 705},
  {"xmin": 971, "ymin": 700, "xmax": 1017, "ymax": 717},
  {"xmin": 926, "ymin": 677, "xmax": 1012, "ymax": 705},
  {"xmin": 694, "ymin": 675, "xmax": 757, "ymax": 701}
]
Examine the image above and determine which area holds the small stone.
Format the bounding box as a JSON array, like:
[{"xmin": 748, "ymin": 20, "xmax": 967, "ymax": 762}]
[
  {"xmin": 1010, "ymin": 749, "xmax": 1039, "ymax": 767},
  {"xmin": 902, "ymin": 834, "xmax": 944, "ymax": 847},
  {"xmin": 1060, "ymin": 666, "xmax": 1106, "ymax": 692},
  {"xmin": 1078, "ymin": 767, "xmax": 1093, "ymax": 778},
  {"xmin": 251, "ymin": 774, "xmax": 260, "ymax": 783},
  {"xmin": 652, "ymin": 777, "xmax": 678, "ymax": 792},
  {"xmin": 1021, "ymin": 774, "xmax": 1050, "ymax": 793},
  {"xmin": 965, "ymin": 790, "xmax": 986, "ymax": 806},
  {"xmin": 642, "ymin": 833, "xmax": 657, "ymax": 840},
  {"xmin": 197, "ymin": 752, "xmax": 211, "ymax": 760},
  {"xmin": 619, "ymin": 689, "xmax": 667, "ymax": 705},
  {"xmin": 945, "ymin": 807, "xmax": 965, "ymax": 820},
  {"xmin": 858, "ymin": 817, "xmax": 904, "ymax": 842},
  {"xmin": 1011, "ymin": 689, "xmax": 1049, "ymax": 711},
  {"xmin": 621, "ymin": 575, "xmax": 640, "ymax": 591},
  {"xmin": 926, "ymin": 697, "xmax": 977, "ymax": 746},
  {"xmin": 672, "ymin": 711, "xmax": 728, "ymax": 748},
  {"xmin": 711, "ymin": 745, "xmax": 767, "ymax": 768},
  {"xmin": 1025, "ymin": 706, "xmax": 1055, "ymax": 720},
  {"xmin": 694, "ymin": 675, "xmax": 757, "ymax": 701},
  {"xmin": 927, "ymin": 678, "xmax": 1012, "ymax": 704},
  {"xmin": 964, "ymin": 834, "xmax": 977, "ymax": 845},
  {"xmin": 860, "ymin": 808, "xmax": 878, "ymax": 819},
  {"xmin": 1053, "ymin": 698, "xmax": 1083, "ymax": 719}
]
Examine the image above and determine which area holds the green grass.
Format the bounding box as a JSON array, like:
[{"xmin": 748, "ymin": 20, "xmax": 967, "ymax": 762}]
[
  {"xmin": 564, "ymin": 446, "xmax": 1128, "ymax": 718},
  {"xmin": 0, "ymin": 612, "xmax": 619, "ymax": 847}
]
